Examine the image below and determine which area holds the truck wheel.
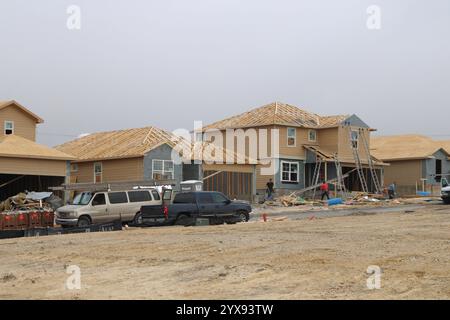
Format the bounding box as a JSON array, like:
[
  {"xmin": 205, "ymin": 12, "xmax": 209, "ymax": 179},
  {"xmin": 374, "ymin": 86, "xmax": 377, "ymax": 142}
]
[
  {"xmin": 134, "ymin": 212, "xmax": 143, "ymax": 225},
  {"xmin": 237, "ymin": 211, "xmax": 249, "ymax": 222},
  {"xmin": 77, "ymin": 216, "xmax": 91, "ymax": 227},
  {"xmin": 175, "ymin": 214, "xmax": 192, "ymax": 226}
]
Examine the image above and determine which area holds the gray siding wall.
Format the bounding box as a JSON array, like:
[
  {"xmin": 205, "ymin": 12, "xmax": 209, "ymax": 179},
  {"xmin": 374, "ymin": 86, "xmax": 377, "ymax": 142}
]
[
  {"xmin": 143, "ymin": 144, "xmax": 183, "ymax": 190},
  {"xmin": 274, "ymin": 158, "xmax": 306, "ymax": 190},
  {"xmin": 423, "ymin": 150, "xmax": 450, "ymax": 185},
  {"xmin": 341, "ymin": 114, "xmax": 370, "ymax": 128}
]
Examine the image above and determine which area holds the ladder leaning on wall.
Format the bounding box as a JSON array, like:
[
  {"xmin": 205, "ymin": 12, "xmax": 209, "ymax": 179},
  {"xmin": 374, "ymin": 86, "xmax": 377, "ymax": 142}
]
[
  {"xmin": 311, "ymin": 156, "xmax": 323, "ymax": 200},
  {"xmin": 359, "ymin": 128, "xmax": 383, "ymax": 194},
  {"xmin": 333, "ymin": 154, "xmax": 348, "ymax": 198},
  {"xmin": 347, "ymin": 125, "xmax": 369, "ymax": 193}
]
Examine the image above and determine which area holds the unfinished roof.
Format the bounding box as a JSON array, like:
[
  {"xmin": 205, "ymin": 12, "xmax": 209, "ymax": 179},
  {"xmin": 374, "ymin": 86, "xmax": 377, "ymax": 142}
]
[
  {"xmin": 0, "ymin": 100, "xmax": 44, "ymax": 124},
  {"xmin": 56, "ymin": 127, "xmax": 179, "ymax": 161},
  {"xmin": 56, "ymin": 126, "xmax": 257, "ymax": 164},
  {"xmin": 370, "ymin": 135, "xmax": 450, "ymax": 161},
  {"xmin": 202, "ymin": 102, "xmax": 350, "ymax": 131},
  {"xmin": 0, "ymin": 135, "xmax": 74, "ymax": 160}
]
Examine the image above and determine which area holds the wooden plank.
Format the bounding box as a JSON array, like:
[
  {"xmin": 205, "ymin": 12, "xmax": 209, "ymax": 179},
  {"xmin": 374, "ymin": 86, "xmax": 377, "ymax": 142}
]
[{"xmin": 49, "ymin": 179, "xmax": 176, "ymax": 191}]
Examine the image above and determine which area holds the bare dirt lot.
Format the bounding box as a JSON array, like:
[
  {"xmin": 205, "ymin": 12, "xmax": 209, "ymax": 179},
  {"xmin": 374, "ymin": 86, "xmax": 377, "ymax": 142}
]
[{"xmin": 1, "ymin": 204, "xmax": 450, "ymax": 299}]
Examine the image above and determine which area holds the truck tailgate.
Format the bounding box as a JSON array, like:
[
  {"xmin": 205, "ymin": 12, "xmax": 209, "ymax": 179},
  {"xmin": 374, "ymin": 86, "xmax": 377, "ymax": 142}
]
[{"xmin": 139, "ymin": 205, "xmax": 168, "ymax": 225}]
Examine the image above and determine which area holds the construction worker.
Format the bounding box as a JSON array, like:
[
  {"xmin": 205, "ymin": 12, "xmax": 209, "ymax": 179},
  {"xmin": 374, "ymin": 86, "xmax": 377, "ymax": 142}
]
[
  {"xmin": 320, "ymin": 180, "xmax": 330, "ymax": 200},
  {"xmin": 266, "ymin": 178, "xmax": 274, "ymax": 200},
  {"xmin": 388, "ymin": 182, "xmax": 396, "ymax": 199}
]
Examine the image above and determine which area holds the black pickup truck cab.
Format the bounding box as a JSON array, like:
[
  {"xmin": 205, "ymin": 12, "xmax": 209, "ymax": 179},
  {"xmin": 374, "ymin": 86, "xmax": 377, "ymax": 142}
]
[{"xmin": 137, "ymin": 191, "xmax": 252, "ymax": 226}]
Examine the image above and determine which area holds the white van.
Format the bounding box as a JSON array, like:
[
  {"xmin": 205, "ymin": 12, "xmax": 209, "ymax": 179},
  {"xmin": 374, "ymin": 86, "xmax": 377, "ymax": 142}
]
[{"xmin": 55, "ymin": 189, "xmax": 162, "ymax": 227}]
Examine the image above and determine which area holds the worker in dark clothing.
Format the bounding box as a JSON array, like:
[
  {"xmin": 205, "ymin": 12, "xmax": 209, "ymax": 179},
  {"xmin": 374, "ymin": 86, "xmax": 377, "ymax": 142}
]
[
  {"xmin": 266, "ymin": 179, "xmax": 274, "ymax": 200},
  {"xmin": 388, "ymin": 182, "xmax": 396, "ymax": 199},
  {"xmin": 320, "ymin": 181, "xmax": 330, "ymax": 200}
]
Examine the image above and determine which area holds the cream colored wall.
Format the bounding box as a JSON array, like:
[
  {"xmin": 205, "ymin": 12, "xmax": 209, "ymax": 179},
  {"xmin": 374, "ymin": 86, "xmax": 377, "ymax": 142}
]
[
  {"xmin": 71, "ymin": 157, "xmax": 144, "ymax": 183},
  {"xmin": 256, "ymin": 164, "xmax": 274, "ymax": 190},
  {"xmin": 337, "ymin": 126, "xmax": 371, "ymax": 163},
  {"xmin": 0, "ymin": 157, "xmax": 66, "ymax": 176},
  {"xmin": 383, "ymin": 160, "xmax": 423, "ymax": 187},
  {"xmin": 317, "ymin": 128, "xmax": 338, "ymax": 155},
  {"xmin": 0, "ymin": 105, "xmax": 37, "ymax": 141},
  {"xmin": 277, "ymin": 126, "xmax": 316, "ymax": 158}
]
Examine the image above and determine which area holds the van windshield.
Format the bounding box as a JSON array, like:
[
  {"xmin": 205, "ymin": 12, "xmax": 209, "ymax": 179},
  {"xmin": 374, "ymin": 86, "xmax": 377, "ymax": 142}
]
[
  {"xmin": 443, "ymin": 178, "xmax": 449, "ymax": 188},
  {"xmin": 72, "ymin": 192, "xmax": 93, "ymax": 205}
]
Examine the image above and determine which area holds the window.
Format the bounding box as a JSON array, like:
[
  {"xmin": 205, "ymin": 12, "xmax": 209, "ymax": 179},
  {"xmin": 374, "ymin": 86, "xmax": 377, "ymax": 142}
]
[
  {"xmin": 151, "ymin": 190, "xmax": 161, "ymax": 201},
  {"xmin": 128, "ymin": 191, "xmax": 152, "ymax": 203},
  {"xmin": 94, "ymin": 162, "xmax": 102, "ymax": 183},
  {"xmin": 436, "ymin": 159, "xmax": 442, "ymax": 182},
  {"xmin": 308, "ymin": 130, "xmax": 317, "ymax": 142},
  {"xmin": 443, "ymin": 178, "xmax": 449, "ymax": 188},
  {"xmin": 108, "ymin": 192, "xmax": 128, "ymax": 204},
  {"xmin": 281, "ymin": 161, "xmax": 299, "ymax": 183},
  {"xmin": 152, "ymin": 159, "xmax": 174, "ymax": 180},
  {"xmin": 91, "ymin": 193, "xmax": 106, "ymax": 206},
  {"xmin": 4, "ymin": 121, "xmax": 14, "ymax": 135},
  {"xmin": 287, "ymin": 127, "xmax": 296, "ymax": 147},
  {"xmin": 197, "ymin": 193, "xmax": 213, "ymax": 204},
  {"xmin": 173, "ymin": 193, "xmax": 195, "ymax": 204},
  {"xmin": 70, "ymin": 163, "xmax": 78, "ymax": 172},
  {"xmin": 195, "ymin": 132, "xmax": 203, "ymax": 142},
  {"xmin": 72, "ymin": 192, "xmax": 92, "ymax": 205},
  {"xmin": 351, "ymin": 130, "xmax": 359, "ymax": 149},
  {"xmin": 211, "ymin": 192, "xmax": 228, "ymax": 203}
]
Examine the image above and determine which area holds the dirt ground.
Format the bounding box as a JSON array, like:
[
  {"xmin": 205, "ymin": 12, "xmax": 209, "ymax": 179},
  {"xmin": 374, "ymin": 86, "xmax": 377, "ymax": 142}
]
[{"xmin": 1, "ymin": 204, "xmax": 450, "ymax": 300}]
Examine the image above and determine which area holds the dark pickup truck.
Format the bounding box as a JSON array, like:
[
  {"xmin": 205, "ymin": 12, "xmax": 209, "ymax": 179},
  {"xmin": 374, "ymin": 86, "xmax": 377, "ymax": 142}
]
[{"xmin": 136, "ymin": 191, "xmax": 252, "ymax": 226}]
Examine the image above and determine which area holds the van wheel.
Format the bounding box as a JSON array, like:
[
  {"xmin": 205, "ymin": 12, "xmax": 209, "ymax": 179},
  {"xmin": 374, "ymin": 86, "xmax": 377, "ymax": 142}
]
[
  {"xmin": 77, "ymin": 216, "xmax": 91, "ymax": 227},
  {"xmin": 237, "ymin": 211, "xmax": 249, "ymax": 222},
  {"xmin": 444, "ymin": 198, "xmax": 450, "ymax": 205},
  {"xmin": 175, "ymin": 214, "xmax": 192, "ymax": 226}
]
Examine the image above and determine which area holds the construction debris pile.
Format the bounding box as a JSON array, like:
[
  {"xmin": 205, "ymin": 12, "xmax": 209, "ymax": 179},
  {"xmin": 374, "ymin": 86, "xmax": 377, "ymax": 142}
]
[
  {"xmin": 0, "ymin": 192, "xmax": 60, "ymax": 231},
  {"xmin": 263, "ymin": 192, "xmax": 419, "ymax": 208}
]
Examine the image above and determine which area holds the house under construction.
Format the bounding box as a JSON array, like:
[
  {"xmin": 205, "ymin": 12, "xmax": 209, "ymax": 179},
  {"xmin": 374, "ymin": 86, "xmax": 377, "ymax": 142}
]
[{"xmin": 202, "ymin": 102, "xmax": 386, "ymax": 197}]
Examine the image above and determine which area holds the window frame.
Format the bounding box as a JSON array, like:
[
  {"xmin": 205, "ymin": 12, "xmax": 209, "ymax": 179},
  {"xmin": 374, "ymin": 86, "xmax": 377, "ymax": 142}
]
[
  {"xmin": 351, "ymin": 130, "xmax": 359, "ymax": 149},
  {"xmin": 71, "ymin": 163, "xmax": 79, "ymax": 173},
  {"xmin": 107, "ymin": 192, "xmax": 129, "ymax": 204},
  {"xmin": 308, "ymin": 129, "xmax": 317, "ymax": 142},
  {"xmin": 4, "ymin": 120, "xmax": 14, "ymax": 135},
  {"xmin": 91, "ymin": 193, "xmax": 106, "ymax": 206},
  {"xmin": 280, "ymin": 160, "xmax": 300, "ymax": 183},
  {"xmin": 94, "ymin": 162, "xmax": 103, "ymax": 183},
  {"xmin": 152, "ymin": 159, "xmax": 174, "ymax": 180},
  {"xmin": 286, "ymin": 127, "xmax": 296, "ymax": 147}
]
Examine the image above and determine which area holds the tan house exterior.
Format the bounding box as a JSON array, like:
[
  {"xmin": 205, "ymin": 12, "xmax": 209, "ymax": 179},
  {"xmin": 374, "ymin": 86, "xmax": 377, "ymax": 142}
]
[
  {"xmin": 371, "ymin": 135, "xmax": 450, "ymax": 195},
  {"xmin": 202, "ymin": 102, "xmax": 384, "ymax": 194},
  {"xmin": 0, "ymin": 100, "xmax": 74, "ymax": 200}
]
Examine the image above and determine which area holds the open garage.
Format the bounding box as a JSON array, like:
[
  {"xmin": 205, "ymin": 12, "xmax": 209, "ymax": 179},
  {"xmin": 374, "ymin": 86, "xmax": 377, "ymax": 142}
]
[{"xmin": 0, "ymin": 134, "xmax": 73, "ymax": 201}]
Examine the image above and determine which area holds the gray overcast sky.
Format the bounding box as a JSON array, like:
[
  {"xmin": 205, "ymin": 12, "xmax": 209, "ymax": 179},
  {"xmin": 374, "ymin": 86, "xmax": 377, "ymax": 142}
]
[{"xmin": 0, "ymin": 0, "xmax": 449, "ymax": 146}]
